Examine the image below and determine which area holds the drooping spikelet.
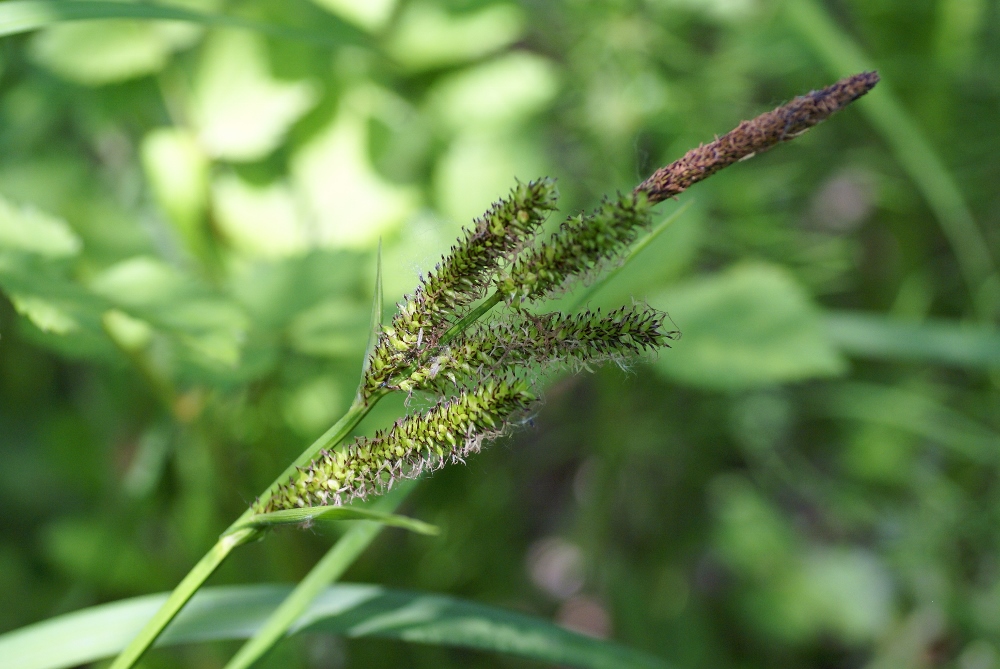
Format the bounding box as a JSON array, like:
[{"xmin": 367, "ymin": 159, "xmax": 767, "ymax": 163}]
[
  {"xmin": 393, "ymin": 305, "xmax": 678, "ymax": 392},
  {"xmin": 362, "ymin": 179, "xmax": 558, "ymax": 400},
  {"xmin": 261, "ymin": 380, "xmax": 536, "ymax": 510}
]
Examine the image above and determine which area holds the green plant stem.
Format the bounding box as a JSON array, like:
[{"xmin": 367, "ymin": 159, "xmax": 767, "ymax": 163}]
[
  {"xmin": 113, "ymin": 252, "xmax": 511, "ymax": 669},
  {"xmin": 441, "ymin": 291, "xmax": 504, "ymax": 345},
  {"xmin": 109, "ymin": 397, "xmax": 381, "ymax": 669},
  {"xmin": 107, "ymin": 528, "xmax": 255, "ymax": 669},
  {"xmin": 111, "ymin": 292, "xmax": 505, "ymax": 669},
  {"xmin": 218, "ymin": 296, "xmax": 510, "ymax": 667},
  {"xmin": 224, "ymin": 481, "xmax": 417, "ymax": 669}
]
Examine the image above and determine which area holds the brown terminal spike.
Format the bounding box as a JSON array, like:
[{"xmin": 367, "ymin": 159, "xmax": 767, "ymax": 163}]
[{"xmin": 635, "ymin": 71, "xmax": 880, "ymax": 204}]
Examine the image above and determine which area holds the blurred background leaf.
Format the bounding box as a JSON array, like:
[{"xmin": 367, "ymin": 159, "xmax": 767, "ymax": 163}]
[{"xmin": 1, "ymin": 1, "xmax": 999, "ymax": 668}]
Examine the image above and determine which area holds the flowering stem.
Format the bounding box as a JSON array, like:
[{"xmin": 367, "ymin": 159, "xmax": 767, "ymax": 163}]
[
  {"xmin": 108, "ymin": 528, "xmax": 256, "ymax": 669},
  {"xmin": 223, "ymin": 481, "xmax": 417, "ymax": 669},
  {"xmin": 441, "ymin": 292, "xmax": 504, "ymax": 346},
  {"xmin": 111, "ymin": 298, "xmax": 500, "ymax": 669},
  {"xmin": 109, "ymin": 397, "xmax": 381, "ymax": 669}
]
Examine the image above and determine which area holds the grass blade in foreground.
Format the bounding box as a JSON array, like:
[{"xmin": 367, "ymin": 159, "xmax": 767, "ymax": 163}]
[
  {"xmin": 108, "ymin": 398, "xmax": 377, "ymax": 669},
  {"xmin": 824, "ymin": 382, "xmax": 1000, "ymax": 464},
  {"xmin": 0, "ymin": 584, "xmax": 669, "ymax": 669},
  {"xmin": 224, "ymin": 481, "xmax": 417, "ymax": 669}
]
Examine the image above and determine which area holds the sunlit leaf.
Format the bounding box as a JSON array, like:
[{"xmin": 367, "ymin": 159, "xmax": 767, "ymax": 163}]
[
  {"xmin": 385, "ymin": 2, "xmax": 523, "ymax": 71},
  {"xmin": 140, "ymin": 128, "xmax": 210, "ymax": 257},
  {"xmin": 212, "ymin": 175, "xmax": 308, "ymax": 258},
  {"xmin": 292, "ymin": 92, "xmax": 419, "ymax": 248},
  {"xmin": 0, "ymin": 0, "xmax": 355, "ymax": 45},
  {"xmin": 427, "ymin": 52, "xmax": 559, "ymax": 131},
  {"xmin": 191, "ymin": 31, "xmax": 318, "ymax": 161},
  {"xmin": 310, "ymin": 0, "xmax": 396, "ymax": 32},
  {"xmin": 0, "ymin": 196, "xmax": 81, "ymax": 258},
  {"xmin": 30, "ymin": 18, "xmax": 190, "ymax": 85}
]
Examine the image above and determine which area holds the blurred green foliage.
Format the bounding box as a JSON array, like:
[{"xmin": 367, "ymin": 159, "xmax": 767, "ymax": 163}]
[{"xmin": 1, "ymin": 0, "xmax": 1000, "ymax": 667}]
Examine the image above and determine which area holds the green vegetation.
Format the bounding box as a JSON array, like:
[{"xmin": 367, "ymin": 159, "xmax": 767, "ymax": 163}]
[{"xmin": 1, "ymin": 1, "xmax": 998, "ymax": 668}]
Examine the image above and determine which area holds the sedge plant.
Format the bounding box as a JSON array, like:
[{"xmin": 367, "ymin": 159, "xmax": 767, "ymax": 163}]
[{"xmin": 110, "ymin": 71, "xmax": 879, "ymax": 669}]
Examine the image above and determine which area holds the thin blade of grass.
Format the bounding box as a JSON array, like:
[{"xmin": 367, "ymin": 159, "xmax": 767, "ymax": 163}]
[
  {"xmin": 356, "ymin": 241, "xmax": 383, "ymax": 403},
  {"xmin": 783, "ymin": 0, "xmax": 997, "ymax": 310},
  {"xmin": 0, "ymin": 0, "xmax": 357, "ymax": 45},
  {"xmin": 223, "ymin": 481, "xmax": 418, "ymax": 669},
  {"xmin": 823, "ymin": 382, "xmax": 1000, "ymax": 463},
  {"xmin": 226, "ymin": 501, "xmax": 437, "ymax": 537},
  {"xmin": 824, "ymin": 311, "xmax": 1000, "ymax": 370}
]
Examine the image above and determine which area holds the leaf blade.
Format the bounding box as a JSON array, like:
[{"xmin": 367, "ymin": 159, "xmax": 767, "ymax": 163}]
[
  {"xmin": 224, "ymin": 481, "xmax": 417, "ymax": 669},
  {"xmin": 0, "ymin": 584, "xmax": 670, "ymax": 669},
  {"xmin": 227, "ymin": 504, "xmax": 438, "ymax": 537}
]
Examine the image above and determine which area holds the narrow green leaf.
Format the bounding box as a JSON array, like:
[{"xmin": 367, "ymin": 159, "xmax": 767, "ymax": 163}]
[
  {"xmin": 783, "ymin": 0, "xmax": 997, "ymax": 307},
  {"xmin": 0, "ymin": 0, "xmax": 357, "ymax": 45},
  {"xmin": 224, "ymin": 481, "xmax": 417, "ymax": 669},
  {"xmin": 0, "ymin": 584, "xmax": 670, "ymax": 669},
  {"xmin": 356, "ymin": 240, "xmax": 383, "ymax": 401},
  {"xmin": 824, "ymin": 311, "xmax": 1000, "ymax": 370},
  {"xmin": 109, "ymin": 400, "xmax": 378, "ymax": 669},
  {"xmin": 226, "ymin": 503, "xmax": 438, "ymax": 537},
  {"xmin": 569, "ymin": 200, "xmax": 692, "ymax": 313},
  {"xmin": 824, "ymin": 382, "xmax": 1000, "ymax": 464}
]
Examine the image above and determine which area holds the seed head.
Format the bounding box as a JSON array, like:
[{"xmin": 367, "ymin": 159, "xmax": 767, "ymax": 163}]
[
  {"xmin": 500, "ymin": 192, "xmax": 653, "ymax": 302},
  {"xmin": 362, "ymin": 179, "xmax": 558, "ymax": 400},
  {"xmin": 394, "ymin": 305, "xmax": 678, "ymax": 392},
  {"xmin": 261, "ymin": 380, "xmax": 536, "ymax": 510},
  {"xmin": 636, "ymin": 71, "xmax": 880, "ymax": 203}
]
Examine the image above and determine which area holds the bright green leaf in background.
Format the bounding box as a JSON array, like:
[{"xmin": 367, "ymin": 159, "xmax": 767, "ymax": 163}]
[
  {"xmin": 212, "ymin": 175, "xmax": 308, "ymax": 258},
  {"xmin": 30, "ymin": 18, "xmax": 196, "ymax": 85},
  {"xmin": 385, "ymin": 2, "xmax": 524, "ymax": 71},
  {"xmin": 311, "ymin": 0, "xmax": 397, "ymax": 33},
  {"xmin": 652, "ymin": 263, "xmax": 846, "ymax": 389},
  {"xmin": 141, "ymin": 128, "xmax": 211, "ymax": 259},
  {"xmin": 0, "ymin": 196, "xmax": 80, "ymax": 258},
  {"xmin": 292, "ymin": 89, "xmax": 419, "ymax": 248},
  {"xmin": 3, "ymin": 2, "xmax": 1000, "ymax": 669},
  {"xmin": 191, "ymin": 30, "xmax": 318, "ymax": 161},
  {"xmin": 427, "ymin": 52, "xmax": 559, "ymax": 132},
  {"xmin": 89, "ymin": 257, "xmax": 249, "ymax": 367}
]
